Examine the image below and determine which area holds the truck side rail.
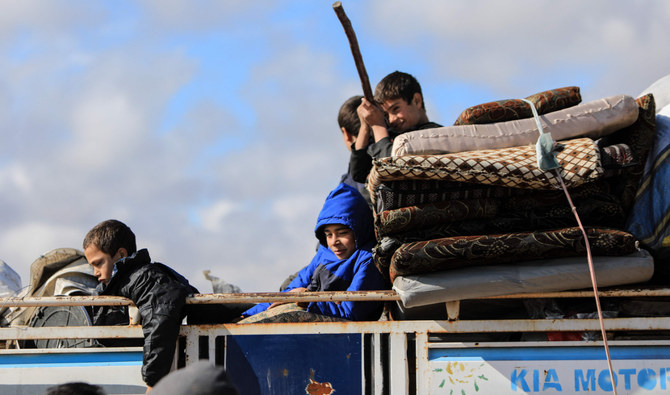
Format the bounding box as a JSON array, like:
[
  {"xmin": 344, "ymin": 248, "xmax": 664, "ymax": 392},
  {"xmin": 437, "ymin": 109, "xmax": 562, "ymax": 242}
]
[{"xmin": 1, "ymin": 287, "xmax": 670, "ymax": 342}]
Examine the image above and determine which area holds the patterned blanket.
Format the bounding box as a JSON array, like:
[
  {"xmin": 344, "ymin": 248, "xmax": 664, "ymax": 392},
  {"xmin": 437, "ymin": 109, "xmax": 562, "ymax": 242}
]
[
  {"xmin": 387, "ymin": 227, "xmax": 638, "ymax": 283},
  {"xmin": 375, "ymin": 192, "xmax": 626, "ymax": 239},
  {"xmin": 373, "ymin": 194, "xmax": 627, "ymax": 283},
  {"xmin": 374, "ymin": 199, "xmax": 500, "ymax": 239},
  {"xmin": 369, "ymin": 137, "xmax": 603, "ymax": 193},
  {"xmin": 370, "ymin": 179, "xmax": 526, "ymax": 213}
]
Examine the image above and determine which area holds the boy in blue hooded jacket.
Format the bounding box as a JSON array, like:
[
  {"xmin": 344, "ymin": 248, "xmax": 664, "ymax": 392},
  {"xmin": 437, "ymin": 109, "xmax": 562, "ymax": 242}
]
[{"xmin": 241, "ymin": 183, "xmax": 387, "ymax": 321}]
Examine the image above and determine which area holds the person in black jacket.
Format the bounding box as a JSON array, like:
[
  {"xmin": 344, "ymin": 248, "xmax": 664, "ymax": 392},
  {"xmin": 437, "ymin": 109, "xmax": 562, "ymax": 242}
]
[
  {"xmin": 83, "ymin": 219, "xmax": 196, "ymax": 392},
  {"xmin": 349, "ymin": 71, "xmax": 442, "ymax": 183}
]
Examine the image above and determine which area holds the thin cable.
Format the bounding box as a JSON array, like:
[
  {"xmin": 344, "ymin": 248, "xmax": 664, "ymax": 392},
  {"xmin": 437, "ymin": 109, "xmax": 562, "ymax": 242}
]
[{"xmin": 555, "ymin": 169, "xmax": 617, "ymax": 394}]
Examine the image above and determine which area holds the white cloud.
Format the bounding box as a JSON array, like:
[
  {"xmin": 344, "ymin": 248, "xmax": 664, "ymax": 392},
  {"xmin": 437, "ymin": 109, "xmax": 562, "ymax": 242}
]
[
  {"xmin": 69, "ymin": 93, "xmax": 145, "ymax": 168},
  {"xmin": 199, "ymin": 200, "xmax": 238, "ymax": 232},
  {"xmin": 0, "ymin": 0, "xmax": 668, "ymax": 296},
  {"xmin": 0, "ymin": 222, "xmax": 83, "ymax": 285},
  {"xmin": 0, "ymin": 163, "xmax": 32, "ymax": 195}
]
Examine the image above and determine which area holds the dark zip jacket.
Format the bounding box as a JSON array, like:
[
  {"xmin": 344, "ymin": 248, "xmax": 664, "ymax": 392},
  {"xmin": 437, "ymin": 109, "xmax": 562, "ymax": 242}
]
[{"xmin": 93, "ymin": 249, "xmax": 196, "ymax": 387}]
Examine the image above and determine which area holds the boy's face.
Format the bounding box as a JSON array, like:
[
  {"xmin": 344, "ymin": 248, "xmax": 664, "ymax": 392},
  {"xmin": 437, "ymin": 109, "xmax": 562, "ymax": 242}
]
[
  {"xmin": 84, "ymin": 244, "xmax": 125, "ymax": 286},
  {"xmin": 323, "ymin": 224, "xmax": 356, "ymax": 260},
  {"xmin": 381, "ymin": 92, "xmax": 426, "ymax": 133}
]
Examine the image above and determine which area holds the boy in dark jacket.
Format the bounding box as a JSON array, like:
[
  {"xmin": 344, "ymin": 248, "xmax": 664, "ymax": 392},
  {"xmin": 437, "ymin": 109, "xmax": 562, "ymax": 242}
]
[
  {"xmin": 83, "ymin": 219, "xmax": 196, "ymax": 392},
  {"xmin": 241, "ymin": 183, "xmax": 388, "ymax": 321}
]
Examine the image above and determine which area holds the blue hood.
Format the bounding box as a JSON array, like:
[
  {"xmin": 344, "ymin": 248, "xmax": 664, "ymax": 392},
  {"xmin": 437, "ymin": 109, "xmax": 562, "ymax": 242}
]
[
  {"xmin": 314, "ymin": 183, "xmax": 374, "ymax": 250},
  {"xmin": 241, "ymin": 183, "xmax": 386, "ymax": 321}
]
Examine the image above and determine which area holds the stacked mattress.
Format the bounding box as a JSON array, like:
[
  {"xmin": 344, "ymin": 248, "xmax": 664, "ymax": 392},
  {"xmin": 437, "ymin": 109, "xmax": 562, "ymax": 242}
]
[{"xmin": 366, "ymin": 87, "xmax": 658, "ymax": 310}]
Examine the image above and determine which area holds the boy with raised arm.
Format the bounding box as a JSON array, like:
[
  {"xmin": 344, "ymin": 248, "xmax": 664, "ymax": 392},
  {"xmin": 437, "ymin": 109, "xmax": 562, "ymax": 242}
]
[{"xmin": 349, "ymin": 71, "xmax": 442, "ymax": 183}]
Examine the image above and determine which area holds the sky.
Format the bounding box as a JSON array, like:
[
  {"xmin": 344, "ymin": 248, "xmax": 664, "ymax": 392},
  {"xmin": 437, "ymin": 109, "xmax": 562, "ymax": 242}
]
[{"xmin": 1, "ymin": 0, "xmax": 669, "ymax": 294}]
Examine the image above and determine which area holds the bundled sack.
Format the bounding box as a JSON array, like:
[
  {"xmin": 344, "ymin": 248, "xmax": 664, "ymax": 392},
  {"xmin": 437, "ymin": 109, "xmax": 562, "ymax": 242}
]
[
  {"xmin": 392, "ymin": 95, "xmax": 638, "ymax": 156},
  {"xmin": 626, "ymin": 103, "xmax": 670, "ymax": 256}
]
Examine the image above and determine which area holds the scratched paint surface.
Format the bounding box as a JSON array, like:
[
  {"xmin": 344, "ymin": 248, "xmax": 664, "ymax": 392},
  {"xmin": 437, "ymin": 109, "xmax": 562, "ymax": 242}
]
[{"xmin": 226, "ymin": 333, "xmax": 362, "ymax": 395}]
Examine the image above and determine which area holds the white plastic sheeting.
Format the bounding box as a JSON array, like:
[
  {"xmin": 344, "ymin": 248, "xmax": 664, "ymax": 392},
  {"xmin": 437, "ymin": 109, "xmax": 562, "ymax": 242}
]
[{"xmin": 0, "ymin": 260, "xmax": 21, "ymax": 298}]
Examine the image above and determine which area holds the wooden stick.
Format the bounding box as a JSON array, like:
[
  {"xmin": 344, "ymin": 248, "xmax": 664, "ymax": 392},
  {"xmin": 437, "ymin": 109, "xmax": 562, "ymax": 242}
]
[{"xmin": 332, "ymin": 1, "xmax": 374, "ymax": 102}]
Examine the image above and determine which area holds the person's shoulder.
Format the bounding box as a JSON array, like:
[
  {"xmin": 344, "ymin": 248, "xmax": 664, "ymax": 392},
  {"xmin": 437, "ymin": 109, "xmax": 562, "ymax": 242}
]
[{"xmin": 413, "ymin": 121, "xmax": 442, "ymax": 131}]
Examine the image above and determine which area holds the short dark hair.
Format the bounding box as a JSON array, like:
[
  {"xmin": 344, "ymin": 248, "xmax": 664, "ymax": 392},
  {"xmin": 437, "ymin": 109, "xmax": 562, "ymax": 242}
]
[
  {"xmin": 83, "ymin": 219, "xmax": 137, "ymax": 256},
  {"xmin": 337, "ymin": 95, "xmax": 363, "ymax": 137},
  {"xmin": 374, "ymin": 71, "xmax": 424, "ymax": 109},
  {"xmin": 45, "ymin": 382, "xmax": 106, "ymax": 395}
]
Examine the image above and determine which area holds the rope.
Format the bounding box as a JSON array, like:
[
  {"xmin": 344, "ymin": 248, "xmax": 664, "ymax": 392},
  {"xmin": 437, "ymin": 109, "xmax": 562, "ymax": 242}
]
[
  {"xmin": 555, "ymin": 170, "xmax": 617, "ymax": 394},
  {"xmin": 521, "ymin": 98, "xmax": 617, "ymax": 393}
]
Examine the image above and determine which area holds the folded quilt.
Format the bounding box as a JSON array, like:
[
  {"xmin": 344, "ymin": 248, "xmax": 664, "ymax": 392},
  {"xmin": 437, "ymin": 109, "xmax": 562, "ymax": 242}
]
[
  {"xmin": 369, "ymin": 180, "xmax": 525, "ymax": 214},
  {"xmin": 454, "ymin": 86, "xmax": 582, "ymax": 126},
  {"xmin": 373, "ymin": 195, "xmax": 627, "ymax": 282},
  {"xmin": 393, "ymin": 249, "xmax": 654, "ymax": 307},
  {"xmin": 374, "ymin": 199, "xmax": 500, "ymax": 238},
  {"xmin": 375, "ymin": 193, "xmax": 626, "ymax": 239},
  {"xmin": 388, "ymin": 227, "xmax": 638, "ymax": 282},
  {"xmin": 392, "ymin": 95, "xmax": 638, "ymax": 156},
  {"xmin": 369, "ymin": 137, "xmax": 603, "ymax": 192}
]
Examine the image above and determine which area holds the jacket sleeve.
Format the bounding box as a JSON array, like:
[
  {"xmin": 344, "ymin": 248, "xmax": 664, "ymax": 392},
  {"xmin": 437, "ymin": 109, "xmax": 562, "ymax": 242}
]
[
  {"xmin": 366, "ymin": 137, "xmax": 393, "ymax": 159},
  {"xmin": 349, "ymin": 147, "xmax": 374, "ymax": 184},
  {"xmin": 307, "ymin": 254, "xmax": 388, "ymax": 321},
  {"xmin": 129, "ymin": 268, "xmax": 190, "ymax": 387}
]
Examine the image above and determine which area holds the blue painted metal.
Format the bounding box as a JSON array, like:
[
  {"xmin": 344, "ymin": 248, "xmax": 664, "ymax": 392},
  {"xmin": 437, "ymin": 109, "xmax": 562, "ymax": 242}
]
[
  {"xmin": 226, "ymin": 333, "xmax": 362, "ymax": 395},
  {"xmin": 429, "ymin": 345, "xmax": 670, "ymax": 361},
  {"xmin": 0, "ymin": 351, "xmax": 143, "ymax": 368}
]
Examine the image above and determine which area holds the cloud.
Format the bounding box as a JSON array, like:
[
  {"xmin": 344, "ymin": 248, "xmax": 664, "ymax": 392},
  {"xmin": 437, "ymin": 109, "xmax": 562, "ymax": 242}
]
[
  {"xmin": 0, "ymin": 222, "xmax": 83, "ymax": 270},
  {"xmin": 365, "ymin": 0, "xmax": 670, "ymax": 103},
  {"xmin": 198, "ymin": 200, "xmax": 238, "ymax": 232},
  {"xmin": 0, "ymin": 0, "xmax": 668, "ymax": 296}
]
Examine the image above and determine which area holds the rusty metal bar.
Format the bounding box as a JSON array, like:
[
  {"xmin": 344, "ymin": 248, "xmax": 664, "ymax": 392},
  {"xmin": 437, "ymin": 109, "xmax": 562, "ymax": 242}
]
[
  {"xmin": 0, "ymin": 290, "xmax": 401, "ymax": 308},
  {"xmin": 187, "ymin": 290, "xmax": 401, "ymax": 304},
  {"xmin": 482, "ymin": 287, "xmax": 670, "ymax": 299},
  {"xmin": 1, "ymin": 295, "xmax": 134, "ymax": 307},
  {"xmin": 2, "ymin": 287, "xmax": 668, "ymax": 309}
]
